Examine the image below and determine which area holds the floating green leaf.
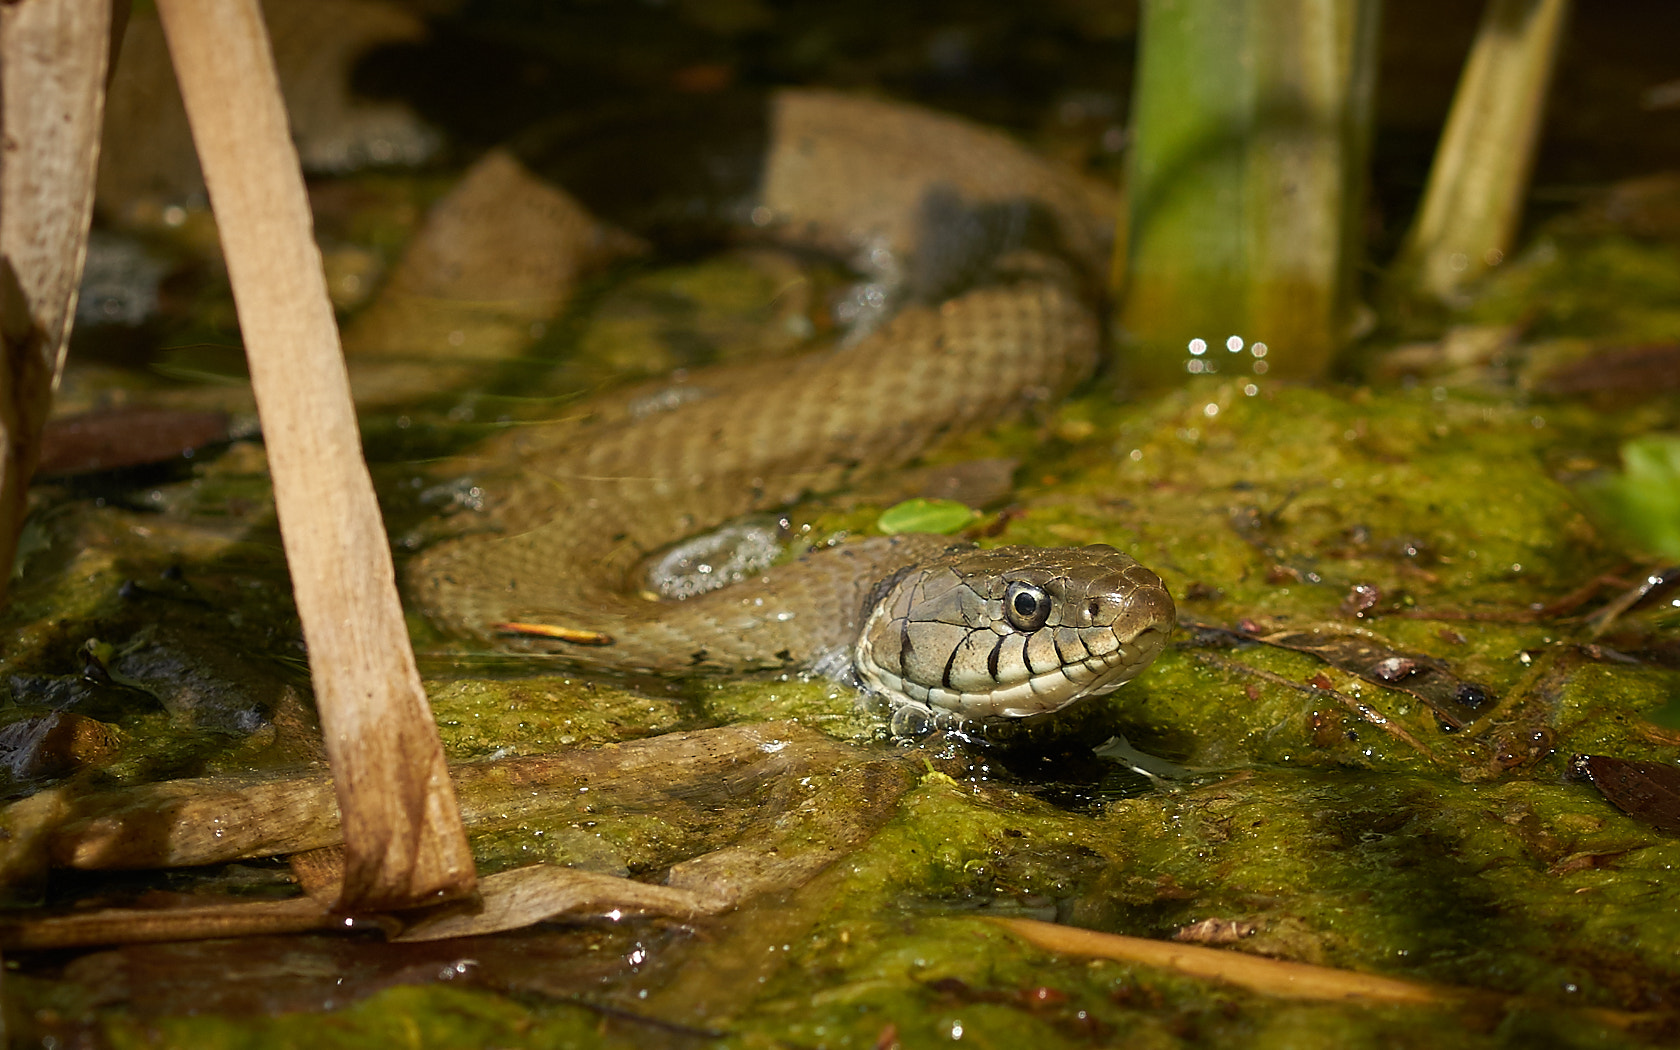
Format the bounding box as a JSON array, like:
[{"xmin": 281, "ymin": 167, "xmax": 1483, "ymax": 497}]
[
  {"xmin": 876, "ymin": 498, "xmax": 977, "ymax": 536},
  {"xmin": 1576, "ymin": 434, "xmax": 1680, "ymax": 560}
]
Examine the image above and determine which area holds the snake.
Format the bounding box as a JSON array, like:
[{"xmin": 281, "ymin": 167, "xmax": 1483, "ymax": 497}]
[{"xmin": 406, "ymin": 89, "xmax": 1176, "ymax": 731}]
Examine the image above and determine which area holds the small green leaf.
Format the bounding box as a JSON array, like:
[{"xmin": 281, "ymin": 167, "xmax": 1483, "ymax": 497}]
[
  {"xmin": 1577, "ymin": 434, "xmax": 1680, "ymax": 561},
  {"xmin": 876, "ymin": 498, "xmax": 977, "ymax": 536}
]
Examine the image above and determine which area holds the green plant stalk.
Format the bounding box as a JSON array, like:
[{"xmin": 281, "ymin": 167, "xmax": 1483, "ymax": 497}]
[{"xmin": 1117, "ymin": 0, "xmax": 1379, "ymax": 388}]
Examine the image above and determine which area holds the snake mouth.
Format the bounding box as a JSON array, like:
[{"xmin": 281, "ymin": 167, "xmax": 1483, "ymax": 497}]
[
  {"xmin": 955, "ymin": 621, "xmax": 1172, "ymax": 720},
  {"xmin": 858, "ymin": 620, "xmax": 1173, "ymax": 724}
]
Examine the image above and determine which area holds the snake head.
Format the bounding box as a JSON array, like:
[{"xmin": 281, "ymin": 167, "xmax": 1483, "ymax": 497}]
[{"xmin": 854, "ymin": 543, "xmax": 1176, "ymax": 725}]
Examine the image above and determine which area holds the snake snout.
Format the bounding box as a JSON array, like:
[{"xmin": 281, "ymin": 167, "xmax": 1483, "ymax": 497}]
[{"xmin": 1110, "ymin": 565, "xmax": 1177, "ymax": 640}]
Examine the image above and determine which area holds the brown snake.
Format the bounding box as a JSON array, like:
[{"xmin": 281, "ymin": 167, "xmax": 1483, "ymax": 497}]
[{"xmin": 407, "ymin": 89, "xmax": 1175, "ymax": 730}]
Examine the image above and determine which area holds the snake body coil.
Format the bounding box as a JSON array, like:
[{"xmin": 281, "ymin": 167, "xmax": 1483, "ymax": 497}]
[{"xmin": 408, "ymin": 89, "xmax": 1175, "ymax": 727}]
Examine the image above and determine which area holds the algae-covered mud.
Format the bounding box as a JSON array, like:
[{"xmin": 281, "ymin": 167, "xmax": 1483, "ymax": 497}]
[
  {"xmin": 9, "ymin": 292, "xmax": 1680, "ymax": 1047},
  {"xmin": 7, "ymin": 3, "xmax": 1680, "ymax": 1048}
]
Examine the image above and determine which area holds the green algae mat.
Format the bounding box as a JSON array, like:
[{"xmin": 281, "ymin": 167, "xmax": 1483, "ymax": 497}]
[{"xmin": 6, "ymin": 354, "xmax": 1680, "ymax": 1046}]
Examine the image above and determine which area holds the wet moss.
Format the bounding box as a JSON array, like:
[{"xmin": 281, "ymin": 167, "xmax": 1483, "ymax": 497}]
[
  {"xmin": 99, "ymin": 984, "xmax": 610, "ymax": 1050},
  {"xmin": 695, "ymin": 674, "xmax": 884, "ymax": 742},
  {"xmin": 10, "ymin": 364, "xmax": 1680, "ymax": 1045},
  {"xmin": 1018, "ymin": 381, "xmax": 1610, "ymax": 612},
  {"xmin": 468, "ymin": 808, "xmax": 688, "ymax": 877},
  {"xmin": 427, "ymin": 676, "xmax": 685, "ymax": 757},
  {"xmin": 696, "ymin": 769, "xmax": 1680, "ymax": 1047},
  {"xmin": 13, "ymin": 124, "xmax": 1680, "ymax": 1048},
  {"xmin": 672, "ymin": 770, "xmax": 1671, "ymax": 1047},
  {"xmin": 1469, "ymin": 236, "xmax": 1680, "ymax": 343}
]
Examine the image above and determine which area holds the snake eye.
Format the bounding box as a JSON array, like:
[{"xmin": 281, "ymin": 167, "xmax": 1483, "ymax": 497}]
[{"xmin": 1003, "ymin": 581, "xmax": 1051, "ymax": 631}]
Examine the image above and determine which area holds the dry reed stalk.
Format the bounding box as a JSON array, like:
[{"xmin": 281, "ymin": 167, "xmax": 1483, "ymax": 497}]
[
  {"xmin": 0, "ymin": 0, "xmax": 111, "ymax": 600},
  {"xmin": 153, "ymin": 0, "xmax": 474, "ymax": 910},
  {"xmin": 995, "ymin": 916, "xmax": 1444, "ymax": 1004}
]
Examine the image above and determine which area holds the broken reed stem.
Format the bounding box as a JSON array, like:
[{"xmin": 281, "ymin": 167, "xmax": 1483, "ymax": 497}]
[
  {"xmin": 995, "ymin": 916, "xmax": 1443, "ymax": 1004},
  {"xmin": 0, "ymin": 0, "xmax": 111, "ymax": 601},
  {"xmin": 153, "ymin": 0, "xmax": 474, "ymax": 910},
  {"xmin": 1, "ymin": 897, "xmax": 343, "ymax": 952},
  {"xmin": 1, "ymin": 724, "xmax": 878, "ymax": 951},
  {"xmin": 1389, "ymin": 0, "xmax": 1571, "ymax": 304},
  {"xmin": 0, "ymin": 864, "xmax": 724, "ymax": 951},
  {"xmin": 37, "ymin": 723, "xmax": 842, "ymax": 872},
  {"xmin": 992, "ymin": 917, "xmax": 1662, "ymax": 1030}
]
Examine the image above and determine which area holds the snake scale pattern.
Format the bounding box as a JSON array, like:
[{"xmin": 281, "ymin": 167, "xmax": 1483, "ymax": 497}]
[{"xmin": 407, "ymin": 89, "xmax": 1175, "ymax": 728}]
